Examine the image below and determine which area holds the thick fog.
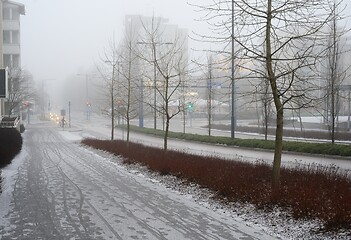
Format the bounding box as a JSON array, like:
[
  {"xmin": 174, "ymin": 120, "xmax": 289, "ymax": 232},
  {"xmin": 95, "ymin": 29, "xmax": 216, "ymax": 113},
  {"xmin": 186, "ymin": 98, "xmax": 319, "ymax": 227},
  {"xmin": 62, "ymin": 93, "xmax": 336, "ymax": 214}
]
[
  {"xmin": 17, "ymin": 0, "xmax": 208, "ymax": 110},
  {"xmin": 15, "ymin": 0, "xmax": 351, "ymax": 112}
]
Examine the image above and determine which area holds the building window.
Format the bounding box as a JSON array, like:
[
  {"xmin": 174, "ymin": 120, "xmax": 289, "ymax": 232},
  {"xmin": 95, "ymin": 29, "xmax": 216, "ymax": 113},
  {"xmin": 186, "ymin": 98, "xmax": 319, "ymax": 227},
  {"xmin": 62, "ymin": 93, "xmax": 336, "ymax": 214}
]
[
  {"xmin": 12, "ymin": 55, "xmax": 20, "ymax": 68},
  {"xmin": 2, "ymin": 31, "xmax": 19, "ymax": 44},
  {"xmin": 2, "ymin": 7, "xmax": 20, "ymax": 20},
  {"xmin": 3, "ymin": 8, "xmax": 11, "ymax": 20},
  {"xmin": 3, "ymin": 55, "xmax": 11, "ymax": 68},
  {"xmin": 11, "ymin": 9, "xmax": 20, "ymax": 20},
  {"xmin": 3, "ymin": 30, "xmax": 11, "ymax": 44},
  {"xmin": 2, "ymin": 55, "xmax": 20, "ymax": 68},
  {"xmin": 12, "ymin": 31, "xmax": 20, "ymax": 44}
]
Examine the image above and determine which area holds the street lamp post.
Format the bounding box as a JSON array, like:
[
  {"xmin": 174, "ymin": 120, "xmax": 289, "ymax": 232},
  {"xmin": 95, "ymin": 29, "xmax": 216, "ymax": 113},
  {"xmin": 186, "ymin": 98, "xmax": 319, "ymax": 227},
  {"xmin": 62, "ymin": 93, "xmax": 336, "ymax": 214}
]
[
  {"xmin": 231, "ymin": 0, "xmax": 236, "ymax": 139},
  {"xmin": 105, "ymin": 57, "xmax": 119, "ymax": 139},
  {"xmin": 41, "ymin": 79, "xmax": 54, "ymax": 120},
  {"xmin": 153, "ymin": 51, "xmax": 157, "ymax": 130},
  {"xmin": 77, "ymin": 73, "xmax": 96, "ymax": 120},
  {"xmin": 68, "ymin": 101, "xmax": 71, "ymax": 128},
  {"xmin": 111, "ymin": 63, "xmax": 115, "ymax": 140},
  {"xmin": 137, "ymin": 41, "xmax": 172, "ymax": 130},
  {"xmin": 86, "ymin": 74, "xmax": 91, "ymax": 120},
  {"xmin": 139, "ymin": 77, "xmax": 144, "ymax": 128}
]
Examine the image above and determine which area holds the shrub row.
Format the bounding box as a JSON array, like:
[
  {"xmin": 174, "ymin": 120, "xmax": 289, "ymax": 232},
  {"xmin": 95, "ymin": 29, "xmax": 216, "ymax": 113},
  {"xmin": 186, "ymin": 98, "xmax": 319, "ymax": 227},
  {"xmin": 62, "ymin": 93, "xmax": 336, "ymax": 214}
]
[
  {"xmin": 0, "ymin": 128, "xmax": 23, "ymax": 168},
  {"xmin": 0, "ymin": 128, "xmax": 23, "ymax": 194},
  {"xmin": 213, "ymin": 124, "xmax": 351, "ymax": 141},
  {"xmin": 126, "ymin": 125, "xmax": 351, "ymax": 157},
  {"xmin": 82, "ymin": 138, "xmax": 351, "ymax": 232}
]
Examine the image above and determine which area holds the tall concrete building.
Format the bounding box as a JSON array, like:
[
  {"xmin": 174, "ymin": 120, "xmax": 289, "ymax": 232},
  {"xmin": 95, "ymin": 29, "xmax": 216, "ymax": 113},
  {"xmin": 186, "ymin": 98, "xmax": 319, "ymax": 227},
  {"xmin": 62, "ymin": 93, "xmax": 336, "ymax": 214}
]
[
  {"xmin": 0, "ymin": 0, "xmax": 25, "ymax": 115},
  {"xmin": 123, "ymin": 15, "xmax": 189, "ymax": 125},
  {"xmin": 124, "ymin": 15, "xmax": 188, "ymax": 64}
]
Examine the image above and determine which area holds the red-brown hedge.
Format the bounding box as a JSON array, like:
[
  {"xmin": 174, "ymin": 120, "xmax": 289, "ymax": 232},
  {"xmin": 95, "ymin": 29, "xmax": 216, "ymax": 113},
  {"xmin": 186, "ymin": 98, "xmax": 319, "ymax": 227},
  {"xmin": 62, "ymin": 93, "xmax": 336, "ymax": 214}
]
[{"xmin": 81, "ymin": 138, "xmax": 351, "ymax": 232}]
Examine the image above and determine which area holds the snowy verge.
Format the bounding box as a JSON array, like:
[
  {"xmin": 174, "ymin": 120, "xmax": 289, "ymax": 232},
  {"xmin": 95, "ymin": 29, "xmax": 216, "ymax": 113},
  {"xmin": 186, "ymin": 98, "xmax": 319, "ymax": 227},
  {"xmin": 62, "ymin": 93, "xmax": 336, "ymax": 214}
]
[
  {"xmin": 82, "ymin": 145, "xmax": 351, "ymax": 240},
  {"xmin": 0, "ymin": 148, "xmax": 27, "ymax": 229}
]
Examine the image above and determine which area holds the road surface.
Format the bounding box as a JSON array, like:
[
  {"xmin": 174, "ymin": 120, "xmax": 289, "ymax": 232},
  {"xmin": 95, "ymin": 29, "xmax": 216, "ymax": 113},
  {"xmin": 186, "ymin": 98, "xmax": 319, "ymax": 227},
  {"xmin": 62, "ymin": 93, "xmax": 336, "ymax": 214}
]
[
  {"xmin": 0, "ymin": 121, "xmax": 276, "ymax": 239},
  {"xmin": 73, "ymin": 114, "xmax": 351, "ymax": 171}
]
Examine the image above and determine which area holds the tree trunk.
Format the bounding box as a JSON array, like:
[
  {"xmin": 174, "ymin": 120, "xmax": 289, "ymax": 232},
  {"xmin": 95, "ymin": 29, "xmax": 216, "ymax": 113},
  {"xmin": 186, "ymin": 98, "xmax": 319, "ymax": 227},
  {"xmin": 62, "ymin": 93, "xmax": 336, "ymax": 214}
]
[
  {"xmin": 111, "ymin": 93, "xmax": 114, "ymax": 141},
  {"xmin": 272, "ymin": 107, "xmax": 283, "ymax": 188},
  {"xmin": 164, "ymin": 116, "xmax": 169, "ymax": 151},
  {"xmin": 266, "ymin": 0, "xmax": 283, "ymax": 188},
  {"xmin": 264, "ymin": 100, "xmax": 269, "ymax": 141},
  {"xmin": 127, "ymin": 117, "xmax": 130, "ymax": 144},
  {"xmin": 163, "ymin": 75, "xmax": 170, "ymax": 151}
]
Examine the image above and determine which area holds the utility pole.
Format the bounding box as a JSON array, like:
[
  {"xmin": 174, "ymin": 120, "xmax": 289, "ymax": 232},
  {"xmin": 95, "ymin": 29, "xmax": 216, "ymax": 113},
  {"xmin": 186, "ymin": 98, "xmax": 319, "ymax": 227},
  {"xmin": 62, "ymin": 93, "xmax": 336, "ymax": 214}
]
[
  {"xmin": 68, "ymin": 101, "xmax": 71, "ymax": 128},
  {"xmin": 208, "ymin": 55, "xmax": 212, "ymax": 136},
  {"xmin": 104, "ymin": 50, "xmax": 119, "ymax": 140},
  {"xmin": 137, "ymin": 41, "xmax": 172, "ymax": 129},
  {"xmin": 111, "ymin": 57, "xmax": 116, "ymax": 140},
  {"xmin": 139, "ymin": 77, "xmax": 144, "ymax": 128},
  {"xmin": 231, "ymin": 0, "xmax": 236, "ymax": 139}
]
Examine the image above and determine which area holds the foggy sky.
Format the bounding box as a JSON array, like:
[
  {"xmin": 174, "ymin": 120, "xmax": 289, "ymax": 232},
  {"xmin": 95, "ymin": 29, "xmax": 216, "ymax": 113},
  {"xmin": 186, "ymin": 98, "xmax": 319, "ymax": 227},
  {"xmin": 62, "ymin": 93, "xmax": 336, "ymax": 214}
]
[
  {"xmin": 14, "ymin": 0, "xmax": 209, "ymax": 109},
  {"xmin": 18, "ymin": 0, "xmax": 202, "ymax": 81},
  {"xmin": 14, "ymin": 0, "xmax": 351, "ymax": 108}
]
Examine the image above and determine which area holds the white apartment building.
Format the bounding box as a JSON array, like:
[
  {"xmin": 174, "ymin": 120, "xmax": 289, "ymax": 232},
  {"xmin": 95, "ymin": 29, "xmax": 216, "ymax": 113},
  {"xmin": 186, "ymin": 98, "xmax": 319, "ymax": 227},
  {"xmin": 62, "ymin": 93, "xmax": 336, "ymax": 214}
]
[
  {"xmin": 123, "ymin": 15, "xmax": 189, "ymax": 115},
  {"xmin": 0, "ymin": 0, "xmax": 25, "ymax": 115}
]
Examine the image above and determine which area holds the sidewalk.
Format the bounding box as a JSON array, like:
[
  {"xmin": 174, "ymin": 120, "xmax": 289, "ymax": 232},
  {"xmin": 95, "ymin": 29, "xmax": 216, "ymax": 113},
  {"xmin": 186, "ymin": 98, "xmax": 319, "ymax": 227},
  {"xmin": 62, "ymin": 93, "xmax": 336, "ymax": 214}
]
[{"xmin": 67, "ymin": 114, "xmax": 351, "ymax": 171}]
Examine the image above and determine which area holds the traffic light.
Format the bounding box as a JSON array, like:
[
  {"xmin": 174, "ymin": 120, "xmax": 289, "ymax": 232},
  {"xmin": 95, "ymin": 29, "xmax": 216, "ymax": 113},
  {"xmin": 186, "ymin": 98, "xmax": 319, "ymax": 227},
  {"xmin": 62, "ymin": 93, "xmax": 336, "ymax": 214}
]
[{"xmin": 187, "ymin": 102, "xmax": 194, "ymax": 111}]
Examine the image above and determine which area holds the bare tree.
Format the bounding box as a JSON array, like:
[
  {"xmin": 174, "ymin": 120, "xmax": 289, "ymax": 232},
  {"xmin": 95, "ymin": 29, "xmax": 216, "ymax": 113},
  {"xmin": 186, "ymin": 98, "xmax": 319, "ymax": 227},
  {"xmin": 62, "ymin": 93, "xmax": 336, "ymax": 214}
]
[
  {"xmin": 118, "ymin": 22, "xmax": 142, "ymax": 143},
  {"xmin": 248, "ymin": 63, "xmax": 273, "ymax": 141},
  {"xmin": 322, "ymin": 1, "xmax": 350, "ymax": 143},
  {"xmin": 97, "ymin": 39, "xmax": 120, "ymax": 140},
  {"xmin": 192, "ymin": 0, "xmax": 345, "ymax": 187},
  {"xmin": 207, "ymin": 55, "xmax": 213, "ymax": 136},
  {"xmin": 137, "ymin": 16, "xmax": 189, "ymax": 150},
  {"xmin": 6, "ymin": 68, "xmax": 36, "ymax": 116},
  {"xmin": 259, "ymin": 77, "xmax": 273, "ymax": 140}
]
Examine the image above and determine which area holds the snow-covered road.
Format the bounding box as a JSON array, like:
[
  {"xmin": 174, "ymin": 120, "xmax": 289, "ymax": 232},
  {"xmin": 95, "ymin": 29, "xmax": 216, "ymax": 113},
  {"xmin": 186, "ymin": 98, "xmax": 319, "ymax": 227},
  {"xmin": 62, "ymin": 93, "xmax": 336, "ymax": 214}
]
[
  {"xmin": 0, "ymin": 121, "xmax": 276, "ymax": 239},
  {"xmin": 74, "ymin": 114, "xmax": 351, "ymax": 171}
]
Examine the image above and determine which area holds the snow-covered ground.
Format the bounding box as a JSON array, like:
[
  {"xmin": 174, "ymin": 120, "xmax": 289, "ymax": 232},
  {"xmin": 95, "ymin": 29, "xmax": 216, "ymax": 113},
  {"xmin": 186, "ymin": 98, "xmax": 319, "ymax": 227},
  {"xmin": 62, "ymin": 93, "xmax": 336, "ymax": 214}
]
[
  {"xmin": 73, "ymin": 113, "xmax": 351, "ymax": 171},
  {"xmin": 0, "ymin": 114, "xmax": 350, "ymax": 239},
  {"xmin": 0, "ymin": 147, "xmax": 27, "ymax": 234},
  {"xmin": 0, "ymin": 121, "xmax": 276, "ymax": 239}
]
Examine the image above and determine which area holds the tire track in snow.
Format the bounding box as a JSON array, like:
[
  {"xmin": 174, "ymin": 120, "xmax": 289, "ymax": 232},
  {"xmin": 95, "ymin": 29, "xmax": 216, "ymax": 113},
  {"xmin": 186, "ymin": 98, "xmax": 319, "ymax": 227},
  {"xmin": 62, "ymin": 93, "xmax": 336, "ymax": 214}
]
[
  {"xmin": 2, "ymin": 127, "xmax": 65, "ymax": 239},
  {"xmin": 55, "ymin": 133, "xmax": 264, "ymax": 240},
  {"xmin": 45, "ymin": 129, "xmax": 124, "ymax": 239},
  {"xmin": 1, "ymin": 123, "xmax": 276, "ymax": 239},
  {"xmin": 51, "ymin": 131, "xmax": 199, "ymax": 239},
  {"xmin": 52, "ymin": 135, "xmax": 164, "ymax": 239},
  {"xmin": 42, "ymin": 147, "xmax": 89, "ymax": 239}
]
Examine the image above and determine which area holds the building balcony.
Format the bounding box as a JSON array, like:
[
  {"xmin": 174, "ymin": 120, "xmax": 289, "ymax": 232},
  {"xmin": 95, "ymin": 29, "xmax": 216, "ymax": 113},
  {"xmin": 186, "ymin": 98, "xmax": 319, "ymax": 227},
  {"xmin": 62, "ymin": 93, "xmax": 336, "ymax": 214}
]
[
  {"xmin": 3, "ymin": 21, "xmax": 20, "ymax": 31},
  {"xmin": 3, "ymin": 44, "xmax": 21, "ymax": 55}
]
